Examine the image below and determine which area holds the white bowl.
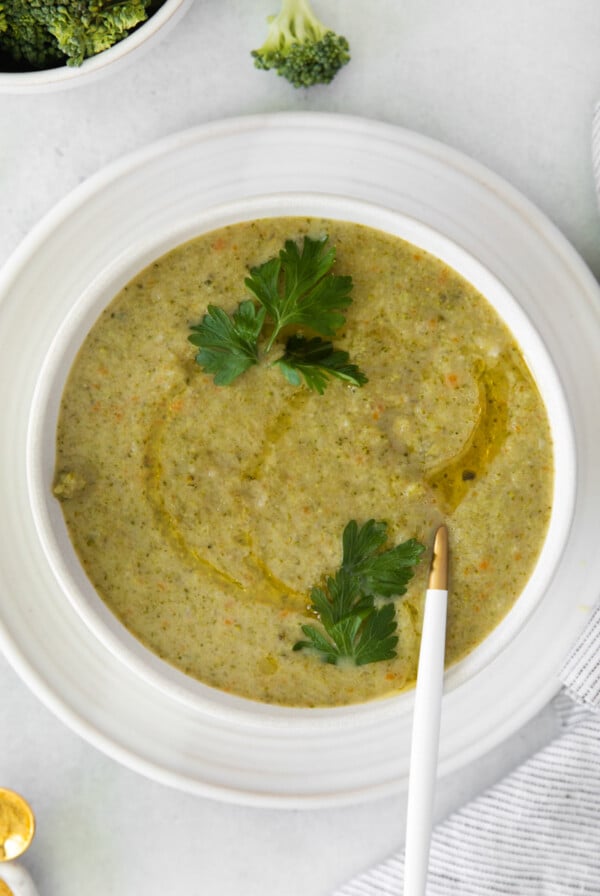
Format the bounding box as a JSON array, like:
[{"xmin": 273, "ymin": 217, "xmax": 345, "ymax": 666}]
[
  {"xmin": 1, "ymin": 114, "xmax": 598, "ymax": 806},
  {"xmin": 27, "ymin": 191, "xmax": 576, "ymax": 721},
  {"xmin": 0, "ymin": 0, "xmax": 192, "ymax": 93}
]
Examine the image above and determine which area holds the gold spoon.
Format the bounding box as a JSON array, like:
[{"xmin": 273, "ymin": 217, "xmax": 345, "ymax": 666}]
[
  {"xmin": 0, "ymin": 789, "xmax": 35, "ymax": 862},
  {"xmin": 0, "ymin": 789, "xmax": 38, "ymax": 896}
]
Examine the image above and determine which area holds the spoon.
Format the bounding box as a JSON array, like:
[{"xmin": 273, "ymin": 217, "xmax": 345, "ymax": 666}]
[
  {"xmin": 403, "ymin": 524, "xmax": 449, "ymax": 896},
  {"xmin": 0, "ymin": 789, "xmax": 39, "ymax": 896}
]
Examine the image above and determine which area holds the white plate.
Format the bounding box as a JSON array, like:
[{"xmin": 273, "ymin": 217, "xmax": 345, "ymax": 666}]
[{"xmin": 1, "ymin": 113, "xmax": 599, "ymax": 807}]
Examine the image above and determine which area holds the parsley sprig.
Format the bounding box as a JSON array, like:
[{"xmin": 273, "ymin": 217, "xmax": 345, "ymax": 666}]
[
  {"xmin": 188, "ymin": 235, "xmax": 367, "ymax": 393},
  {"xmin": 294, "ymin": 520, "xmax": 425, "ymax": 666},
  {"xmin": 276, "ymin": 334, "xmax": 367, "ymax": 395}
]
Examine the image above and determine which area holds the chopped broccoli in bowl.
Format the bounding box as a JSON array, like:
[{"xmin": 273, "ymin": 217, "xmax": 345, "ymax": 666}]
[
  {"xmin": 252, "ymin": 0, "xmax": 350, "ymax": 88},
  {"xmin": 0, "ymin": 0, "xmax": 161, "ymax": 70}
]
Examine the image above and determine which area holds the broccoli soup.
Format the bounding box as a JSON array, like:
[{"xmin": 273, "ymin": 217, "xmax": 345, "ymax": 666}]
[{"xmin": 52, "ymin": 217, "xmax": 553, "ymax": 707}]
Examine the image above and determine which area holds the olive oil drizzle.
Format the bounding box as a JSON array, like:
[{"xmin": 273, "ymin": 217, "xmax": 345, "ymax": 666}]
[
  {"xmin": 425, "ymin": 356, "xmax": 516, "ymax": 513},
  {"xmin": 145, "ymin": 353, "xmax": 527, "ymax": 606},
  {"xmin": 144, "ymin": 385, "xmax": 310, "ymax": 610}
]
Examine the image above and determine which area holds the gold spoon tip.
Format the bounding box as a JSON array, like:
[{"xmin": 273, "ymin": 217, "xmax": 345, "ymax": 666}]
[{"xmin": 428, "ymin": 524, "xmax": 449, "ymax": 591}]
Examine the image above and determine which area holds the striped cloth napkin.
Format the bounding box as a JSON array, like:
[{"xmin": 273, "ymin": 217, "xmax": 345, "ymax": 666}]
[{"xmin": 333, "ymin": 111, "xmax": 600, "ymax": 895}]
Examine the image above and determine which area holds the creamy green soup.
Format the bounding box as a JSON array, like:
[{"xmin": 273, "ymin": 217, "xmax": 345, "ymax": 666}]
[{"xmin": 53, "ymin": 217, "xmax": 553, "ymax": 707}]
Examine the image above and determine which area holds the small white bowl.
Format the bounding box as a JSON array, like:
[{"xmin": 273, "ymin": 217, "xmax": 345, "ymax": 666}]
[
  {"xmin": 0, "ymin": 0, "xmax": 192, "ymax": 93},
  {"xmin": 26, "ymin": 191, "xmax": 576, "ymax": 722}
]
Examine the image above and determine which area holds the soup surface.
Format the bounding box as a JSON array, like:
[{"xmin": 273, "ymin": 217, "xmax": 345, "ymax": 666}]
[{"xmin": 53, "ymin": 217, "xmax": 553, "ymax": 706}]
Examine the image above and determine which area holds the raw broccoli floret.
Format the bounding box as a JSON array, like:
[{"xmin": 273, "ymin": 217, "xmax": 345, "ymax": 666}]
[
  {"xmin": 0, "ymin": 0, "xmax": 155, "ymax": 70},
  {"xmin": 251, "ymin": 0, "xmax": 350, "ymax": 88}
]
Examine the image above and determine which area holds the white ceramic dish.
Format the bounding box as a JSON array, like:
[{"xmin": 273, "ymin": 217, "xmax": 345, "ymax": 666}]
[
  {"xmin": 1, "ymin": 113, "xmax": 599, "ymax": 807},
  {"xmin": 0, "ymin": 0, "xmax": 192, "ymax": 93},
  {"xmin": 26, "ymin": 190, "xmax": 574, "ymax": 717}
]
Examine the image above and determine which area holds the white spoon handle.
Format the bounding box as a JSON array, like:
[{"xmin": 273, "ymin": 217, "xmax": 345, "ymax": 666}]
[{"xmin": 403, "ymin": 586, "xmax": 448, "ymax": 896}]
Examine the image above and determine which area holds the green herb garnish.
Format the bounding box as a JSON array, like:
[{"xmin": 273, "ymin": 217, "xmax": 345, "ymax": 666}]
[
  {"xmin": 294, "ymin": 520, "xmax": 425, "ymax": 666},
  {"xmin": 189, "ymin": 300, "xmax": 266, "ymax": 386},
  {"xmin": 189, "ymin": 235, "xmax": 367, "ymax": 393},
  {"xmin": 276, "ymin": 334, "xmax": 368, "ymax": 394},
  {"xmin": 244, "ymin": 236, "xmax": 353, "ymax": 348}
]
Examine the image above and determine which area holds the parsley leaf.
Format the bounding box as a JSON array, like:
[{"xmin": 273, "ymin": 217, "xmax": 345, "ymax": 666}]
[
  {"xmin": 275, "ymin": 334, "xmax": 368, "ymax": 394},
  {"xmin": 293, "ymin": 520, "xmax": 425, "ymax": 666},
  {"xmin": 341, "ymin": 519, "xmax": 425, "ymax": 599},
  {"xmin": 188, "ymin": 300, "xmax": 266, "ymax": 385},
  {"xmin": 352, "ymin": 602, "xmax": 399, "ymax": 665},
  {"xmin": 190, "ymin": 235, "xmax": 367, "ymax": 393},
  {"xmin": 244, "ymin": 236, "xmax": 353, "ymax": 350}
]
